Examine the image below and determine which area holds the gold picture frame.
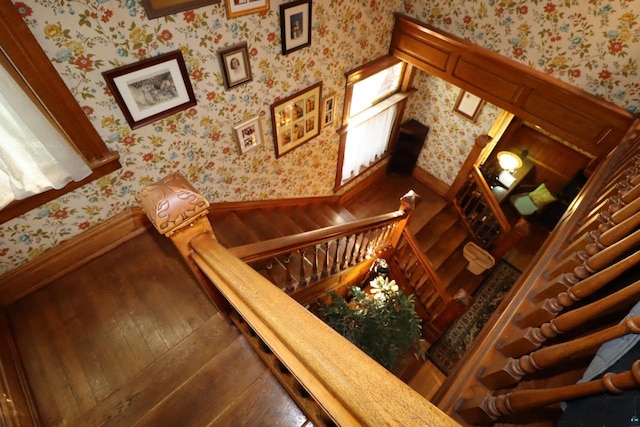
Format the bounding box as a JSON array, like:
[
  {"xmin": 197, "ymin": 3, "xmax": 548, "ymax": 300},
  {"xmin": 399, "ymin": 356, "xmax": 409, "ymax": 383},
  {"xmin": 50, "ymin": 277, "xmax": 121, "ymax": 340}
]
[
  {"xmin": 225, "ymin": 0, "xmax": 269, "ymax": 18},
  {"xmin": 234, "ymin": 115, "xmax": 264, "ymax": 154},
  {"xmin": 270, "ymin": 82, "xmax": 322, "ymax": 158},
  {"xmin": 321, "ymin": 93, "xmax": 336, "ymax": 129}
]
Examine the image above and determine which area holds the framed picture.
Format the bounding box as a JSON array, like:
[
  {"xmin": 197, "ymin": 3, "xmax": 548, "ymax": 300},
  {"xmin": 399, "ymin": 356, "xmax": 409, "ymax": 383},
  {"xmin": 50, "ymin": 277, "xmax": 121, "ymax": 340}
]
[
  {"xmin": 218, "ymin": 42, "xmax": 252, "ymax": 89},
  {"xmin": 102, "ymin": 50, "xmax": 196, "ymax": 129},
  {"xmin": 453, "ymin": 89, "xmax": 485, "ymax": 122},
  {"xmin": 225, "ymin": 0, "xmax": 269, "ymax": 18},
  {"xmin": 234, "ymin": 115, "xmax": 264, "ymax": 154},
  {"xmin": 270, "ymin": 82, "xmax": 322, "ymax": 158},
  {"xmin": 321, "ymin": 93, "xmax": 336, "ymax": 128},
  {"xmin": 142, "ymin": 0, "xmax": 221, "ymax": 19},
  {"xmin": 280, "ymin": 0, "xmax": 312, "ymax": 55}
]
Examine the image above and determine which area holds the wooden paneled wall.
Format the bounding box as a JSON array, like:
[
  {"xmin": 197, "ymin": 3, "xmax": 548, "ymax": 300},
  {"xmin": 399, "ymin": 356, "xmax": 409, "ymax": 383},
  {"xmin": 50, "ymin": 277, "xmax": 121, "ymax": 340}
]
[{"xmin": 390, "ymin": 14, "xmax": 634, "ymax": 163}]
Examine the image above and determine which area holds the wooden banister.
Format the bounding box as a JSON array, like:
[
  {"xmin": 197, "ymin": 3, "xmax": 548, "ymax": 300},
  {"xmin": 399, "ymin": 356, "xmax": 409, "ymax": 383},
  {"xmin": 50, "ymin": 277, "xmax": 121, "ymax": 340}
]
[{"xmin": 470, "ymin": 166, "xmax": 510, "ymax": 232}]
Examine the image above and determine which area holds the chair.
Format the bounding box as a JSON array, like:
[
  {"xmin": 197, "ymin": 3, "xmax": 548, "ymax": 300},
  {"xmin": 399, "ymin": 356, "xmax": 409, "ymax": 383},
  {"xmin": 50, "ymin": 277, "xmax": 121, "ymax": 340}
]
[{"xmin": 509, "ymin": 183, "xmax": 557, "ymax": 217}]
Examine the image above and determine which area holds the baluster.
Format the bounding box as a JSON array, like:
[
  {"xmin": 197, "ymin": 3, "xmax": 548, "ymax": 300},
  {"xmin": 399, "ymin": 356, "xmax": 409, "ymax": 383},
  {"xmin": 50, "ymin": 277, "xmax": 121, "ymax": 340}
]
[
  {"xmin": 298, "ymin": 248, "xmax": 307, "ymax": 287},
  {"xmin": 266, "ymin": 261, "xmax": 276, "ymax": 285},
  {"xmin": 342, "ymin": 235, "xmax": 353, "ymax": 270},
  {"xmin": 331, "ymin": 237, "xmax": 340, "ymax": 274},
  {"xmin": 357, "ymin": 230, "xmax": 370, "ymax": 263},
  {"xmin": 500, "ymin": 278, "xmax": 640, "ymax": 358},
  {"xmin": 349, "ymin": 232, "xmax": 362, "ymax": 266},
  {"xmin": 518, "ymin": 248, "xmax": 640, "ymax": 328},
  {"xmin": 321, "ymin": 241, "xmax": 330, "ymax": 278},
  {"xmin": 283, "ymin": 254, "xmax": 293, "ymax": 293},
  {"xmin": 458, "ymin": 360, "xmax": 640, "ymax": 426},
  {"xmin": 310, "ymin": 245, "xmax": 319, "ymax": 282},
  {"xmin": 480, "ymin": 314, "xmax": 640, "ymax": 389}
]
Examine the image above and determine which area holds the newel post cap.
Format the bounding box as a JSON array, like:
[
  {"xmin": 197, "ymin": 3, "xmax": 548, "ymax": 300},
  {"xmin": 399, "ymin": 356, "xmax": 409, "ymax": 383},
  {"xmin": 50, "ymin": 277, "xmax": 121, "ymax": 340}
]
[{"xmin": 136, "ymin": 172, "xmax": 210, "ymax": 236}]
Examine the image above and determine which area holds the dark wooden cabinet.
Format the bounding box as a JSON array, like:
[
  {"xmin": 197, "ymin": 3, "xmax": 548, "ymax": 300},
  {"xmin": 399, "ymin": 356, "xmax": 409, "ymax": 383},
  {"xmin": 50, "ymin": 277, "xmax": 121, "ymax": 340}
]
[{"xmin": 387, "ymin": 119, "xmax": 429, "ymax": 175}]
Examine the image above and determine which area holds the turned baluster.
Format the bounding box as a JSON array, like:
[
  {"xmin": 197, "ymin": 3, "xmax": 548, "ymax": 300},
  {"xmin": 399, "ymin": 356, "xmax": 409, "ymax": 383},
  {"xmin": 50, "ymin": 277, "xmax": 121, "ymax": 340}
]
[
  {"xmin": 519, "ymin": 248, "xmax": 640, "ymax": 327},
  {"xmin": 481, "ymin": 315, "xmax": 640, "ymax": 389},
  {"xmin": 349, "ymin": 232, "xmax": 363, "ymax": 266},
  {"xmin": 532, "ymin": 227, "xmax": 640, "ymax": 303},
  {"xmin": 458, "ymin": 360, "xmax": 640, "ymax": 426},
  {"xmin": 321, "ymin": 241, "xmax": 330, "ymax": 278},
  {"xmin": 331, "ymin": 237, "xmax": 341, "ymax": 274},
  {"xmin": 357, "ymin": 230, "xmax": 370, "ymax": 263},
  {"xmin": 588, "ymin": 166, "xmax": 640, "ymax": 210},
  {"xmin": 310, "ymin": 245, "xmax": 319, "ymax": 282},
  {"xmin": 500, "ymin": 278, "xmax": 640, "ymax": 357},
  {"xmin": 283, "ymin": 254, "xmax": 293, "ymax": 293},
  {"xmin": 297, "ymin": 248, "xmax": 307, "ymax": 287}
]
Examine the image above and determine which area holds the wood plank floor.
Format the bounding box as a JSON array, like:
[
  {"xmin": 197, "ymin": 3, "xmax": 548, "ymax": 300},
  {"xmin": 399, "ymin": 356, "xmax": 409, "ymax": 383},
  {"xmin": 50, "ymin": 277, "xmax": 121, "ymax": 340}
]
[{"xmin": 8, "ymin": 230, "xmax": 309, "ymax": 426}]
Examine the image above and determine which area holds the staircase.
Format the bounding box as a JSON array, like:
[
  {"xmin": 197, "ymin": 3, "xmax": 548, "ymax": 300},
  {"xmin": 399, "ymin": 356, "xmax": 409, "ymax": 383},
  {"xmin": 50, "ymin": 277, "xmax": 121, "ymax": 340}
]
[{"xmin": 208, "ymin": 174, "xmax": 487, "ymax": 315}]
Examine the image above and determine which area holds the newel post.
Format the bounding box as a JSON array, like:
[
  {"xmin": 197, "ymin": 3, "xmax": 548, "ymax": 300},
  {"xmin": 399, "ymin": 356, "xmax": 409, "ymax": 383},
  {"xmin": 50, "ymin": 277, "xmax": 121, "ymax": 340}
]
[
  {"xmin": 136, "ymin": 172, "xmax": 231, "ymax": 316},
  {"xmin": 388, "ymin": 190, "xmax": 420, "ymax": 249}
]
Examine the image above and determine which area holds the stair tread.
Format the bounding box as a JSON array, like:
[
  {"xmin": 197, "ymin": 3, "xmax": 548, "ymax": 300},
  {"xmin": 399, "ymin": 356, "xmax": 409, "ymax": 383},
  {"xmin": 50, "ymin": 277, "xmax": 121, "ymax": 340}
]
[
  {"xmin": 426, "ymin": 225, "xmax": 469, "ymax": 269},
  {"xmin": 209, "ymin": 212, "xmax": 263, "ymax": 247},
  {"xmin": 236, "ymin": 210, "xmax": 287, "ymax": 241},
  {"xmin": 414, "ymin": 208, "xmax": 459, "ymax": 252},
  {"xmin": 436, "ymin": 250, "xmax": 472, "ymax": 290}
]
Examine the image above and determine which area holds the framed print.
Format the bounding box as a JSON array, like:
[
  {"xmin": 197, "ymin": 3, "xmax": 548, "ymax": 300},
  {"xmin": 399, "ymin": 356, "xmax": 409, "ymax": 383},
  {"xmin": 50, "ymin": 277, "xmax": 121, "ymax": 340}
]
[
  {"xmin": 280, "ymin": 0, "xmax": 312, "ymax": 55},
  {"xmin": 225, "ymin": 0, "xmax": 269, "ymax": 18},
  {"xmin": 102, "ymin": 50, "xmax": 196, "ymax": 129},
  {"xmin": 270, "ymin": 82, "xmax": 322, "ymax": 158},
  {"xmin": 321, "ymin": 93, "xmax": 336, "ymax": 128},
  {"xmin": 219, "ymin": 42, "xmax": 252, "ymax": 89},
  {"xmin": 142, "ymin": 0, "xmax": 220, "ymax": 19},
  {"xmin": 453, "ymin": 89, "xmax": 485, "ymax": 122},
  {"xmin": 234, "ymin": 115, "xmax": 264, "ymax": 154}
]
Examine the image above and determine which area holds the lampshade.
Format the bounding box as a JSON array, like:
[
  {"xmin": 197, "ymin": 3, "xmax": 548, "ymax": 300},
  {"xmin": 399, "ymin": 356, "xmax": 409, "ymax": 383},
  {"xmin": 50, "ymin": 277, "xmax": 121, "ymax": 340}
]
[{"xmin": 497, "ymin": 151, "xmax": 523, "ymax": 171}]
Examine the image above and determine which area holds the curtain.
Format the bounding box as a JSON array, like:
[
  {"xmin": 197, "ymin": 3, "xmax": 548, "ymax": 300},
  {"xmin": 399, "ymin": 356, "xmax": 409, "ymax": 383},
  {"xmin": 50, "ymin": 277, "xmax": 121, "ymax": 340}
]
[
  {"xmin": 341, "ymin": 104, "xmax": 397, "ymax": 185},
  {"xmin": 0, "ymin": 65, "xmax": 91, "ymax": 209}
]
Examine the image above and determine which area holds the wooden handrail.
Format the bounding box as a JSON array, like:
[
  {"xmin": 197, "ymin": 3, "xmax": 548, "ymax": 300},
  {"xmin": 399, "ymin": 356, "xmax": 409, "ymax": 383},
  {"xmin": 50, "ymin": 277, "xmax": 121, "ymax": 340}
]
[
  {"xmin": 469, "ymin": 166, "xmax": 510, "ymax": 232},
  {"xmin": 189, "ymin": 232, "xmax": 457, "ymax": 426}
]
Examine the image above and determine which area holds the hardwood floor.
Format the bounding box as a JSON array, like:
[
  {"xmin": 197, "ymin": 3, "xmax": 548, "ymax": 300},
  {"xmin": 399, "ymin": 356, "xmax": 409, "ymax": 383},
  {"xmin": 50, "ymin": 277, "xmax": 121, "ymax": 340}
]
[{"xmin": 6, "ymin": 173, "xmax": 550, "ymax": 425}]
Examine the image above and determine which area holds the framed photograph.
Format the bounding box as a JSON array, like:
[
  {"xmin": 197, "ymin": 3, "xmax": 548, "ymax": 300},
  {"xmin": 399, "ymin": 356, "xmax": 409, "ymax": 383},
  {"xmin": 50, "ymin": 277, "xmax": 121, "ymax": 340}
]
[
  {"xmin": 453, "ymin": 89, "xmax": 485, "ymax": 122},
  {"xmin": 142, "ymin": 0, "xmax": 221, "ymax": 19},
  {"xmin": 218, "ymin": 42, "xmax": 252, "ymax": 89},
  {"xmin": 234, "ymin": 115, "xmax": 264, "ymax": 154},
  {"xmin": 280, "ymin": 0, "xmax": 312, "ymax": 55},
  {"xmin": 321, "ymin": 93, "xmax": 336, "ymax": 128},
  {"xmin": 102, "ymin": 50, "xmax": 196, "ymax": 129},
  {"xmin": 270, "ymin": 82, "xmax": 322, "ymax": 158},
  {"xmin": 225, "ymin": 0, "xmax": 269, "ymax": 18}
]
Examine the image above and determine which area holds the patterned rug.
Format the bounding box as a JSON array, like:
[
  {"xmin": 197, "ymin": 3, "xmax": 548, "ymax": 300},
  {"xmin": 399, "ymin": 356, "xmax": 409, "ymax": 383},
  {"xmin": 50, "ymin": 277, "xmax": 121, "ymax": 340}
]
[{"xmin": 426, "ymin": 260, "xmax": 521, "ymax": 375}]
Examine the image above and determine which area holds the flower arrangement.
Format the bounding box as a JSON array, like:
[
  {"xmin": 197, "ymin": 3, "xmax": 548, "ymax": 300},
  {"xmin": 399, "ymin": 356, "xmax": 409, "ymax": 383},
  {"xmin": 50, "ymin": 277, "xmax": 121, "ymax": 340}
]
[{"xmin": 316, "ymin": 265, "xmax": 423, "ymax": 372}]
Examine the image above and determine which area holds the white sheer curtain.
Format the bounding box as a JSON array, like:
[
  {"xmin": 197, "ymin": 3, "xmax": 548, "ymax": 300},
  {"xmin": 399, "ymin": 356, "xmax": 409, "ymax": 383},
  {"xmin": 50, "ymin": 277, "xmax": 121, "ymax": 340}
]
[
  {"xmin": 341, "ymin": 104, "xmax": 397, "ymax": 185},
  {"xmin": 0, "ymin": 65, "xmax": 91, "ymax": 209}
]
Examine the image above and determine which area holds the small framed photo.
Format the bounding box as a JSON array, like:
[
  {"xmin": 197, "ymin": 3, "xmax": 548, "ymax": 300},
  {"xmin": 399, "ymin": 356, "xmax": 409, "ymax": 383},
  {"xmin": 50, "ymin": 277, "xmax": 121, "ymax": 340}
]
[
  {"xmin": 321, "ymin": 93, "xmax": 336, "ymax": 128},
  {"xmin": 280, "ymin": 0, "xmax": 312, "ymax": 55},
  {"xmin": 218, "ymin": 42, "xmax": 252, "ymax": 89},
  {"xmin": 102, "ymin": 50, "xmax": 196, "ymax": 129},
  {"xmin": 270, "ymin": 82, "xmax": 322, "ymax": 158},
  {"xmin": 453, "ymin": 89, "xmax": 485, "ymax": 122},
  {"xmin": 225, "ymin": 0, "xmax": 269, "ymax": 18},
  {"xmin": 142, "ymin": 0, "xmax": 220, "ymax": 19},
  {"xmin": 234, "ymin": 115, "xmax": 264, "ymax": 154}
]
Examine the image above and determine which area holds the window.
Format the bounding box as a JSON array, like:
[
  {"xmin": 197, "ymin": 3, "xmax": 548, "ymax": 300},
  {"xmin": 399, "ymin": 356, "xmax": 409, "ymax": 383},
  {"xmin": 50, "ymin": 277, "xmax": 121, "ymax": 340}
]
[
  {"xmin": 335, "ymin": 56, "xmax": 412, "ymax": 189},
  {"xmin": 0, "ymin": 1, "xmax": 120, "ymax": 223}
]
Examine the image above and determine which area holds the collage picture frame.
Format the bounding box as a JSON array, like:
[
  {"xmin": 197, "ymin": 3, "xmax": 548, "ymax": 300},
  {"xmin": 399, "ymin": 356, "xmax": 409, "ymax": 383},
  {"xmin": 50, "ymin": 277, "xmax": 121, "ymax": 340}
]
[
  {"xmin": 270, "ymin": 82, "xmax": 322, "ymax": 158},
  {"xmin": 234, "ymin": 115, "xmax": 264, "ymax": 154}
]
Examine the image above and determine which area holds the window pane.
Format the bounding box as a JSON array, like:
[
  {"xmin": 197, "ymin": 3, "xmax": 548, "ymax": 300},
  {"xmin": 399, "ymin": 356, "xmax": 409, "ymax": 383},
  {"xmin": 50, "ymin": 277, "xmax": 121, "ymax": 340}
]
[{"xmin": 349, "ymin": 62, "xmax": 403, "ymax": 117}]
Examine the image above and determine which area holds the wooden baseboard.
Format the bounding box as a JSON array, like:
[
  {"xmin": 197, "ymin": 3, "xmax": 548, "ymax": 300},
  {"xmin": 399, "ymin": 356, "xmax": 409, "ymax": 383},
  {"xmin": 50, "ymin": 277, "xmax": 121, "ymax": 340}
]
[
  {"xmin": 0, "ymin": 207, "xmax": 151, "ymax": 306},
  {"xmin": 412, "ymin": 166, "xmax": 449, "ymax": 198}
]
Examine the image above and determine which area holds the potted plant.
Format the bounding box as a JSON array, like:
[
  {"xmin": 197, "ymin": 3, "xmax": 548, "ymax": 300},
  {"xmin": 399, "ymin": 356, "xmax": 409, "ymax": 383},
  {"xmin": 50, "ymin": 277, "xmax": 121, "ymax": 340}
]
[{"xmin": 315, "ymin": 263, "xmax": 423, "ymax": 372}]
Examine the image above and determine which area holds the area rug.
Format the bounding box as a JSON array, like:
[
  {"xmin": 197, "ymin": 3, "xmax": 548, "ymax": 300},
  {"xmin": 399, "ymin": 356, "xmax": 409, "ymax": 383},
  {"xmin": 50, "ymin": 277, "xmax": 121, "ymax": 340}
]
[{"xmin": 426, "ymin": 260, "xmax": 521, "ymax": 375}]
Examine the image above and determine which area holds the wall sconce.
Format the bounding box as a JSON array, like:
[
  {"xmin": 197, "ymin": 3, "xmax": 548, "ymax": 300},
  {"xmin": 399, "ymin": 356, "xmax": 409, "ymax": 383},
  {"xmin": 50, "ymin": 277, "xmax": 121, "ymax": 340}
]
[{"xmin": 497, "ymin": 151, "xmax": 523, "ymax": 172}]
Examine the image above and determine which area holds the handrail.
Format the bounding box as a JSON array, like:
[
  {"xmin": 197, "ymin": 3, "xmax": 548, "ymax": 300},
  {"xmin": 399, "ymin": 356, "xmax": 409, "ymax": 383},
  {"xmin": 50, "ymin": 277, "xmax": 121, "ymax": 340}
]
[
  {"xmin": 469, "ymin": 166, "xmax": 510, "ymax": 232},
  {"xmin": 228, "ymin": 210, "xmax": 407, "ymax": 262},
  {"xmin": 189, "ymin": 232, "xmax": 456, "ymax": 426}
]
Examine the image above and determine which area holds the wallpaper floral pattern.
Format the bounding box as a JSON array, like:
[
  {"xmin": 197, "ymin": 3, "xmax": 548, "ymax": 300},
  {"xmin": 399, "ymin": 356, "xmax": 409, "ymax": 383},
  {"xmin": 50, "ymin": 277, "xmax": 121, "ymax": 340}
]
[{"xmin": 1, "ymin": 0, "xmax": 639, "ymax": 274}]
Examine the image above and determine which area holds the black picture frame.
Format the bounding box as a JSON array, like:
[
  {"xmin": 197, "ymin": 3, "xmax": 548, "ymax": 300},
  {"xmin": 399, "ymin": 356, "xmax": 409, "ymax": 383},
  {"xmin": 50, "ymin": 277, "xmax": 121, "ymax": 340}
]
[
  {"xmin": 280, "ymin": 0, "xmax": 312, "ymax": 55},
  {"xmin": 218, "ymin": 42, "xmax": 252, "ymax": 89},
  {"xmin": 102, "ymin": 50, "xmax": 196, "ymax": 129}
]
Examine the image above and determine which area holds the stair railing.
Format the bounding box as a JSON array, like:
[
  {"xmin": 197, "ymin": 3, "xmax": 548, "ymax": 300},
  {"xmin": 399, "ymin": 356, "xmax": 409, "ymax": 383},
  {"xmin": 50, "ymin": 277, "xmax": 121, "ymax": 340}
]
[
  {"xmin": 391, "ymin": 229, "xmax": 471, "ymax": 343},
  {"xmin": 136, "ymin": 173, "xmax": 457, "ymax": 427},
  {"xmin": 434, "ymin": 118, "xmax": 640, "ymax": 425},
  {"xmin": 224, "ymin": 191, "xmax": 418, "ymax": 305}
]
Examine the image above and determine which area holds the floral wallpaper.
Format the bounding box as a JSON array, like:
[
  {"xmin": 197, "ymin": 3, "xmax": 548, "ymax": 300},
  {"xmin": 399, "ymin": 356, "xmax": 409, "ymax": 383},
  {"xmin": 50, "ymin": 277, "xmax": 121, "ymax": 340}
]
[{"xmin": 1, "ymin": 0, "xmax": 639, "ymax": 275}]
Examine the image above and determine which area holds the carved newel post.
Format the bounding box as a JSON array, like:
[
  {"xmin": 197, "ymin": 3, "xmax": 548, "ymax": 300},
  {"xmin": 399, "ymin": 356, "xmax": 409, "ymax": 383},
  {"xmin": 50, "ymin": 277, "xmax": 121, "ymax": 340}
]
[{"xmin": 136, "ymin": 172, "xmax": 230, "ymax": 315}]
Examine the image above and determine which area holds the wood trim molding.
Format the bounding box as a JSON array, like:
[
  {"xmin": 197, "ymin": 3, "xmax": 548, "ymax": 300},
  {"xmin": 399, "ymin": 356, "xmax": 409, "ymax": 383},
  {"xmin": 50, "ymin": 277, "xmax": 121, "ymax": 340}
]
[
  {"xmin": 412, "ymin": 166, "xmax": 448, "ymax": 197},
  {"xmin": 390, "ymin": 13, "xmax": 634, "ymax": 161},
  {"xmin": 0, "ymin": 208, "xmax": 150, "ymax": 306}
]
